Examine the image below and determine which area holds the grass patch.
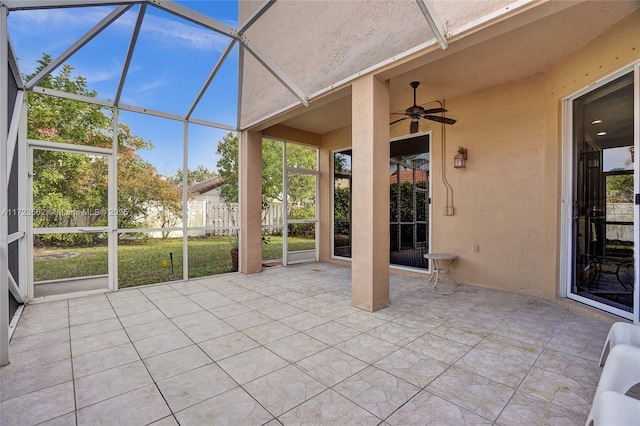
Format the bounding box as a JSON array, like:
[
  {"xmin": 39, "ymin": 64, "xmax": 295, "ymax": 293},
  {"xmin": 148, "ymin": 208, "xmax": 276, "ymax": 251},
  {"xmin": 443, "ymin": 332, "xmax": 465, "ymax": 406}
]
[{"xmin": 34, "ymin": 235, "xmax": 315, "ymax": 288}]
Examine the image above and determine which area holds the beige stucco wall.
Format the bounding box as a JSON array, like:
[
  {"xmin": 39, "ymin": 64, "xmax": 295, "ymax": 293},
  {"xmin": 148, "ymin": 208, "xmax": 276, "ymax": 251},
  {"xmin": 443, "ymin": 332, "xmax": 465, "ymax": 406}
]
[
  {"xmin": 427, "ymin": 75, "xmax": 548, "ymax": 296},
  {"xmin": 421, "ymin": 7, "xmax": 639, "ymax": 298},
  {"xmin": 312, "ymin": 8, "xmax": 640, "ymax": 299},
  {"xmin": 314, "ymin": 76, "xmax": 550, "ymax": 296}
]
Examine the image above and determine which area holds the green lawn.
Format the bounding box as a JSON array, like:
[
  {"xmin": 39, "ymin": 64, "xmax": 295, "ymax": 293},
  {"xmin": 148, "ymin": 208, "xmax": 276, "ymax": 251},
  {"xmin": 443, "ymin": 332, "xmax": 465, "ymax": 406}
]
[{"xmin": 34, "ymin": 235, "xmax": 315, "ymax": 288}]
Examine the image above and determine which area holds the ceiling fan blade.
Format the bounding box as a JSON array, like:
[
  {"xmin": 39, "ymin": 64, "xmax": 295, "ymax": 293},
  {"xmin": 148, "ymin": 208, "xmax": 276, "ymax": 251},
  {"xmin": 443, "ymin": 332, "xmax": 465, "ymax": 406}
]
[
  {"xmin": 391, "ymin": 111, "xmax": 409, "ymax": 115},
  {"xmin": 423, "ymin": 115, "xmax": 457, "ymax": 125},
  {"xmin": 410, "ymin": 120, "xmax": 419, "ymax": 133},
  {"xmin": 422, "ymin": 108, "xmax": 448, "ymax": 115},
  {"xmin": 390, "ymin": 117, "xmax": 409, "ymax": 126}
]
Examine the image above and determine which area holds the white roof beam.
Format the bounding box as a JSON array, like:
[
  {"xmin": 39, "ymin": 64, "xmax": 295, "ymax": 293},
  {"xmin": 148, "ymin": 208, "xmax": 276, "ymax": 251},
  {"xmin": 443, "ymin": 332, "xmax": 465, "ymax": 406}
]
[
  {"xmin": 236, "ymin": 45, "xmax": 245, "ymax": 131},
  {"xmin": 186, "ymin": 39, "xmax": 236, "ymax": 120},
  {"xmin": 34, "ymin": 86, "xmax": 235, "ymax": 130},
  {"xmin": 8, "ymin": 271, "xmax": 23, "ymax": 304},
  {"xmin": 3, "ymin": 0, "xmax": 139, "ymax": 10},
  {"xmin": 153, "ymin": 1, "xmax": 307, "ymax": 108},
  {"xmin": 239, "ymin": 0, "xmax": 276, "ymax": 33},
  {"xmin": 117, "ymin": 102, "xmax": 232, "ymax": 129},
  {"xmin": 7, "ymin": 37, "xmax": 23, "ymax": 89},
  {"xmin": 445, "ymin": 0, "xmax": 536, "ymax": 39},
  {"xmin": 188, "ymin": 118, "xmax": 235, "ymax": 132},
  {"xmin": 115, "ymin": 3, "xmax": 146, "ymax": 106},
  {"xmin": 235, "ymin": 0, "xmax": 308, "ymax": 108},
  {"xmin": 6, "ymin": 92, "xmax": 24, "ymax": 182},
  {"xmin": 416, "ymin": 0, "xmax": 448, "ymax": 50},
  {"xmin": 148, "ymin": 1, "xmax": 237, "ymax": 39},
  {"xmin": 32, "ymin": 86, "xmax": 115, "ymax": 108},
  {"xmin": 241, "ymin": 41, "xmax": 309, "ymax": 107},
  {"xmin": 25, "ymin": 4, "xmax": 133, "ymax": 90}
]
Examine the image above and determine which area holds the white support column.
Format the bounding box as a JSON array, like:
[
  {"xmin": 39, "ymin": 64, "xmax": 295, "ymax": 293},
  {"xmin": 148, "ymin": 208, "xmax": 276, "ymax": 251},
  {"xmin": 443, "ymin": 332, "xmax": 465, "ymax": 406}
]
[
  {"xmin": 18, "ymin": 91, "xmax": 27, "ymax": 302},
  {"xmin": 351, "ymin": 75, "xmax": 390, "ymax": 312},
  {"xmin": 1, "ymin": 4, "xmax": 11, "ymax": 366},
  {"xmin": 239, "ymin": 130, "xmax": 263, "ymax": 274},
  {"xmin": 182, "ymin": 121, "xmax": 189, "ymax": 282},
  {"xmin": 109, "ymin": 108, "xmax": 119, "ymax": 291},
  {"xmin": 634, "ymin": 62, "xmax": 639, "ymax": 325}
]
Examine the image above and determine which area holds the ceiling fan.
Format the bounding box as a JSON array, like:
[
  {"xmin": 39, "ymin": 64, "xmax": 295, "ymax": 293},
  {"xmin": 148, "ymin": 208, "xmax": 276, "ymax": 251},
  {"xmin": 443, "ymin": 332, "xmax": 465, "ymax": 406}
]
[{"xmin": 390, "ymin": 81, "xmax": 457, "ymax": 133}]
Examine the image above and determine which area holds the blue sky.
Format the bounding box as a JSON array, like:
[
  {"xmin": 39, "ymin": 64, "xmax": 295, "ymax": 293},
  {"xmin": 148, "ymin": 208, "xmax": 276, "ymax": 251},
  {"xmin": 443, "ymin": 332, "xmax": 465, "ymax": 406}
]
[{"xmin": 8, "ymin": 0, "xmax": 239, "ymax": 177}]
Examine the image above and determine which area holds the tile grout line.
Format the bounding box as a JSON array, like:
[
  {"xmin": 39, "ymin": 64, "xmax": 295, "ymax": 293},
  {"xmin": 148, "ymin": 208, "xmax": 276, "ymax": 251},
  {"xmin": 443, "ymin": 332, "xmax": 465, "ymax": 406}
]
[
  {"xmin": 104, "ymin": 290, "xmax": 179, "ymax": 424},
  {"xmin": 491, "ymin": 302, "xmax": 576, "ymax": 424},
  {"xmin": 156, "ymin": 279, "xmax": 287, "ymax": 423},
  {"xmin": 66, "ymin": 298, "xmax": 79, "ymax": 426}
]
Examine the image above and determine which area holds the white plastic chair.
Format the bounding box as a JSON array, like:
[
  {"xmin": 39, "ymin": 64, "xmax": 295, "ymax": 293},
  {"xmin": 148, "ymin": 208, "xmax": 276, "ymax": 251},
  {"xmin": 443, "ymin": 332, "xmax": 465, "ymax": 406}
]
[
  {"xmin": 585, "ymin": 390, "xmax": 640, "ymax": 426},
  {"xmin": 594, "ymin": 344, "xmax": 640, "ymax": 397},
  {"xmin": 599, "ymin": 322, "xmax": 640, "ymax": 366}
]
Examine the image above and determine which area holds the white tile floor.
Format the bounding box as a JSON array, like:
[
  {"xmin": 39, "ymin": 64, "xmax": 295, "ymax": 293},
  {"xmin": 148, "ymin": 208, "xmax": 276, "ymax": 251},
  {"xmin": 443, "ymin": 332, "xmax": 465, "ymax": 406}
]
[{"xmin": 0, "ymin": 263, "xmax": 619, "ymax": 425}]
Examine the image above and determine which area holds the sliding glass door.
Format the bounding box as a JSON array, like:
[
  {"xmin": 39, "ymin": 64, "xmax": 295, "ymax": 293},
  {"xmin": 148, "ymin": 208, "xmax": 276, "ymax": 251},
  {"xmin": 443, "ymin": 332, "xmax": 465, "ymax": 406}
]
[{"xmin": 568, "ymin": 70, "xmax": 636, "ymax": 319}]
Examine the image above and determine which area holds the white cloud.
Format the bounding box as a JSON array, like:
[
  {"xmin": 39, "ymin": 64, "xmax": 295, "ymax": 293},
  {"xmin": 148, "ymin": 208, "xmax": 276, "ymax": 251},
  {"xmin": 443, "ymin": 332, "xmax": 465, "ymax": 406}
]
[
  {"xmin": 137, "ymin": 77, "xmax": 168, "ymax": 92},
  {"xmin": 10, "ymin": 5, "xmax": 232, "ymax": 54},
  {"xmin": 138, "ymin": 14, "xmax": 230, "ymax": 53},
  {"xmin": 8, "ymin": 7, "xmax": 116, "ymax": 31},
  {"xmin": 77, "ymin": 65, "xmax": 121, "ymax": 84}
]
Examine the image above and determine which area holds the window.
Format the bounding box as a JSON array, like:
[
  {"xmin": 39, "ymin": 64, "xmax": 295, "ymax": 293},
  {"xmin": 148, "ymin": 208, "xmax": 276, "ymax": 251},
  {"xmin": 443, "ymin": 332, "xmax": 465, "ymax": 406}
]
[
  {"xmin": 390, "ymin": 134, "xmax": 430, "ymax": 269},
  {"xmin": 333, "ymin": 150, "xmax": 352, "ymax": 258},
  {"xmin": 331, "ymin": 133, "xmax": 431, "ymax": 270}
]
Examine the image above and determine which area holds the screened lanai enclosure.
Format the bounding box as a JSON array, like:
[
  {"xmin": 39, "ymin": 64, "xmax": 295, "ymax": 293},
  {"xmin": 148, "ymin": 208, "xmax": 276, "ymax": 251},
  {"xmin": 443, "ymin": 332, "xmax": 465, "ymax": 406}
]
[
  {"xmin": 3, "ymin": 0, "xmax": 640, "ymax": 372},
  {"xmin": 0, "ymin": 0, "xmax": 325, "ymax": 365}
]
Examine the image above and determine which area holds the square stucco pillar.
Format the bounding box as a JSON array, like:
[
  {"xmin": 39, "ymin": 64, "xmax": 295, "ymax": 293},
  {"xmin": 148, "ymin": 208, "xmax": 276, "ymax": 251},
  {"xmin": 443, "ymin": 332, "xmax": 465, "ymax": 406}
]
[
  {"xmin": 239, "ymin": 129, "xmax": 263, "ymax": 274},
  {"xmin": 351, "ymin": 75, "xmax": 390, "ymax": 311}
]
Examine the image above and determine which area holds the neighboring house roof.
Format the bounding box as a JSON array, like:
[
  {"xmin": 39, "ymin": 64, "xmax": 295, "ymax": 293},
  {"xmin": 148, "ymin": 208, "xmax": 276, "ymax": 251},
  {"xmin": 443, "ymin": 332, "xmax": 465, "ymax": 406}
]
[
  {"xmin": 390, "ymin": 170, "xmax": 428, "ymax": 185},
  {"xmin": 188, "ymin": 176, "xmax": 224, "ymax": 195}
]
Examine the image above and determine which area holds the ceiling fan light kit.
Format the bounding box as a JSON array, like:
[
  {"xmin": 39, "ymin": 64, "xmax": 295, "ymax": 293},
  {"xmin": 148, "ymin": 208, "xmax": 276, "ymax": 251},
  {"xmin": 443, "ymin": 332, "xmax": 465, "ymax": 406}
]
[{"xmin": 390, "ymin": 81, "xmax": 457, "ymax": 133}]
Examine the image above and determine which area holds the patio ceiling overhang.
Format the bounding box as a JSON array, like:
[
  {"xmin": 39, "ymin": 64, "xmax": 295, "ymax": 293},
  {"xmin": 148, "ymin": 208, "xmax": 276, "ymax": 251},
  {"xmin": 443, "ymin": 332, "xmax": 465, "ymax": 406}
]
[{"xmin": 247, "ymin": 0, "xmax": 640, "ymax": 136}]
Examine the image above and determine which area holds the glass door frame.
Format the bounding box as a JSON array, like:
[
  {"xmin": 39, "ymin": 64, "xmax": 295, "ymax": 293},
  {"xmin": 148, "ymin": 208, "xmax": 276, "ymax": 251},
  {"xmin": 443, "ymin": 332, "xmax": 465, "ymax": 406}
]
[
  {"xmin": 635, "ymin": 61, "xmax": 640, "ymax": 325},
  {"xmin": 283, "ymin": 147, "xmax": 319, "ymax": 266},
  {"xmin": 389, "ymin": 131, "xmax": 433, "ymax": 274},
  {"xmin": 561, "ymin": 63, "xmax": 639, "ymax": 323},
  {"xmin": 27, "ymin": 139, "xmax": 117, "ymax": 300}
]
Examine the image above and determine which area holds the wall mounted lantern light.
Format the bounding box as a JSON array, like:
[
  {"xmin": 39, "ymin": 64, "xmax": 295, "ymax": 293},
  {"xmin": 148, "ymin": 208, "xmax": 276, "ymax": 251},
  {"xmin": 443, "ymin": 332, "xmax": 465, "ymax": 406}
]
[{"xmin": 454, "ymin": 147, "xmax": 468, "ymax": 169}]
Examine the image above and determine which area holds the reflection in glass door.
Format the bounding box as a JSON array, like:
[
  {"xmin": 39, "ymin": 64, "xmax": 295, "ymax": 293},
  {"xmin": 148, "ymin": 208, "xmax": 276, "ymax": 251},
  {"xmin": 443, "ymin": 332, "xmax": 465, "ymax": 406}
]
[
  {"xmin": 283, "ymin": 143, "xmax": 318, "ymax": 265},
  {"xmin": 389, "ymin": 133, "xmax": 431, "ymax": 270},
  {"xmin": 284, "ymin": 171, "xmax": 318, "ymax": 265},
  {"xmin": 570, "ymin": 71, "xmax": 635, "ymax": 318},
  {"xmin": 31, "ymin": 144, "xmax": 112, "ymax": 298}
]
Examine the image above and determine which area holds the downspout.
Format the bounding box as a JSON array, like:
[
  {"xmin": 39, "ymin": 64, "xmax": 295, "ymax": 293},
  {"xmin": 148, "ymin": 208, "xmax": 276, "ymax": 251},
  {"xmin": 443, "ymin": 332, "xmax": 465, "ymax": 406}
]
[{"xmin": 438, "ymin": 99, "xmax": 454, "ymax": 215}]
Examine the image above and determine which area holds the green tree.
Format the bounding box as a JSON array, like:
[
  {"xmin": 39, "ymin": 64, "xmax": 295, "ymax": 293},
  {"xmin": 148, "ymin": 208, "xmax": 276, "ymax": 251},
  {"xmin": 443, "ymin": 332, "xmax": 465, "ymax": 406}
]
[
  {"xmin": 216, "ymin": 133, "xmax": 318, "ymax": 227},
  {"xmin": 27, "ymin": 55, "xmax": 111, "ymax": 147},
  {"xmin": 170, "ymin": 165, "xmax": 217, "ymax": 186},
  {"xmin": 28, "ymin": 54, "xmax": 182, "ymax": 242},
  {"xmin": 216, "ymin": 132, "xmax": 240, "ymax": 204},
  {"xmin": 606, "ymin": 170, "xmax": 633, "ymax": 203}
]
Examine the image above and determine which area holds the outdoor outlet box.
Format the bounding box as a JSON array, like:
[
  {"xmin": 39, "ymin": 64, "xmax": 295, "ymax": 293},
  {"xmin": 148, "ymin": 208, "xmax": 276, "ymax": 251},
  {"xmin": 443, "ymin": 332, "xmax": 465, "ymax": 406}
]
[{"xmin": 473, "ymin": 244, "xmax": 480, "ymax": 252}]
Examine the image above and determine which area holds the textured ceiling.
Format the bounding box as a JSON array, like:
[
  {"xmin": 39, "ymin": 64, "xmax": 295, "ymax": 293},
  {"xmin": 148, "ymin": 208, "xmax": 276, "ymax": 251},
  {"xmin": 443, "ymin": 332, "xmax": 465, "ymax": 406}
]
[{"xmin": 262, "ymin": 1, "xmax": 639, "ymax": 136}]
